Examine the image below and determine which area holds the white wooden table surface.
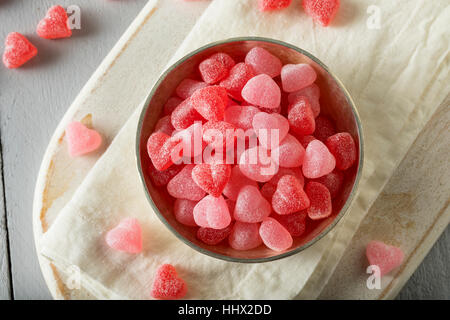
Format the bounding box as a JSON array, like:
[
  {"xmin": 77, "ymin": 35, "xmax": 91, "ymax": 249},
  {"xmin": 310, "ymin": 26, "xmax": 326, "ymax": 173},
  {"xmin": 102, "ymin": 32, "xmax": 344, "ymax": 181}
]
[{"xmin": 0, "ymin": 0, "xmax": 448, "ymax": 300}]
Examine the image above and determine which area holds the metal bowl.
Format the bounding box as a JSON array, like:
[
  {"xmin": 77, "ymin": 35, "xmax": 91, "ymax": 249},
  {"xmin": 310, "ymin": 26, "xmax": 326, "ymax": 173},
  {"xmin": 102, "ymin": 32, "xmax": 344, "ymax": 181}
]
[{"xmin": 136, "ymin": 37, "xmax": 364, "ymax": 263}]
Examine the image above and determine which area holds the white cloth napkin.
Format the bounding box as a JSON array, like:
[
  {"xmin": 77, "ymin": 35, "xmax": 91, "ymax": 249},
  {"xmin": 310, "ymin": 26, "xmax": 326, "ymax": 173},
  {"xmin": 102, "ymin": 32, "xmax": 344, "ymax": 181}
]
[{"xmin": 40, "ymin": 0, "xmax": 449, "ymax": 299}]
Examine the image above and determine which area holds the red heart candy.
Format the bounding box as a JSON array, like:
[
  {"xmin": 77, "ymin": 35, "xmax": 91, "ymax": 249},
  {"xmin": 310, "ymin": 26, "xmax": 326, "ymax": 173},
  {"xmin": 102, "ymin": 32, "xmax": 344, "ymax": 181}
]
[
  {"xmin": 147, "ymin": 132, "xmax": 177, "ymax": 171},
  {"xmin": 2, "ymin": 32, "xmax": 38, "ymax": 69},
  {"xmin": 192, "ymin": 163, "xmax": 231, "ymax": 197},
  {"xmin": 151, "ymin": 264, "xmax": 187, "ymax": 300},
  {"xmin": 37, "ymin": 5, "xmax": 72, "ymax": 39},
  {"xmin": 272, "ymin": 175, "xmax": 310, "ymax": 215}
]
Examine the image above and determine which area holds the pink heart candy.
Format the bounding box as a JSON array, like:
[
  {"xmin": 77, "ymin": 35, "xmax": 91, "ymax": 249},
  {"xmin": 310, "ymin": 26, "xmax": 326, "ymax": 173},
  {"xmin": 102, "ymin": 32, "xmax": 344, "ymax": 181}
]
[
  {"xmin": 252, "ymin": 112, "xmax": 289, "ymax": 150},
  {"xmin": 366, "ymin": 241, "xmax": 404, "ymax": 276},
  {"xmin": 193, "ymin": 195, "xmax": 231, "ymax": 229},
  {"xmin": 302, "ymin": 140, "xmax": 336, "ymax": 179},
  {"xmin": 281, "ymin": 63, "xmax": 317, "ymax": 93},
  {"xmin": 65, "ymin": 121, "xmax": 102, "ymax": 157},
  {"xmin": 271, "ymin": 134, "xmax": 305, "ymax": 168},
  {"xmin": 239, "ymin": 146, "xmax": 279, "ymax": 182},
  {"xmin": 223, "ymin": 165, "xmax": 259, "ymax": 201},
  {"xmin": 234, "ymin": 185, "xmax": 271, "ymax": 223},
  {"xmin": 241, "ymin": 74, "xmax": 281, "ymax": 110},
  {"xmin": 105, "ymin": 218, "xmax": 143, "ymax": 253},
  {"xmin": 167, "ymin": 165, "xmax": 206, "ymax": 201}
]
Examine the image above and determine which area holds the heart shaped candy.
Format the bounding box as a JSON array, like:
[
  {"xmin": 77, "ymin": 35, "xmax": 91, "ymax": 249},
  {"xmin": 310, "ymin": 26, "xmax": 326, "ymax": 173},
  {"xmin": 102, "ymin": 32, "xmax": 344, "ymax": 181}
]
[
  {"xmin": 366, "ymin": 241, "xmax": 404, "ymax": 276},
  {"xmin": 252, "ymin": 112, "xmax": 289, "ymax": 150},
  {"xmin": 239, "ymin": 146, "xmax": 279, "ymax": 183},
  {"xmin": 192, "ymin": 163, "xmax": 231, "ymax": 197},
  {"xmin": 302, "ymin": 140, "xmax": 336, "ymax": 179},
  {"xmin": 234, "ymin": 185, "xmax": 271, "ymax": 223},
  {"xmin": 105, "ymin": 218, "xmax": 142, "ymax": 254},
  {"xmin": 36, "ymin": 5, "xmax": 72, "ymax": 39},
  {"xmin": 2, "ymin": 32, "xmax": 38, "ymax": 69},
  {"xmin": 193, "ymin": 195, "xmax": 231, "ymax": 229},
  {"xmin": 272, "ymin": 175, "xmax": 310, "ymax": 215},
  {"xmin": 65, "ymin": 121, "xmax": 102, "ymax": 157},
  {"xmin": 242, "ymin": 74, "xmax": 281, "ymax": 110},
  {"xmin": 151, "ymin": 264, "xmax": 187, "ymax": 300}
]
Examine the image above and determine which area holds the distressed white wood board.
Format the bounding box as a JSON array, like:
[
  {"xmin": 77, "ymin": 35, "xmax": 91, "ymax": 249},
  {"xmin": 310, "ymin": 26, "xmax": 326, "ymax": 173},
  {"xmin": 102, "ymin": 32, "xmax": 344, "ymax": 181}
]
[
  {"xmin": 31, "ymin": 1, "xmax": 449, "ymax": 299},
  {"xmin": 0, "ymin": 148, "xmax": 11, "ymax": 300}
]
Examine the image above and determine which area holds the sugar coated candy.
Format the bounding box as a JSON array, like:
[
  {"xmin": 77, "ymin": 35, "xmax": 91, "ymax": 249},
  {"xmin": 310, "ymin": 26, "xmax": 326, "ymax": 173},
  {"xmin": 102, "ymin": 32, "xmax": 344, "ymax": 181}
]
[
  {"xmin": 281, "ymin": 64, "xmax": 317, "ymax": 93},
  {"xmin": 305, "ymin": 181, "xmax": 332, "ymax": 220},
  {"xmin": 234, "ymin": 185, "xmax": 272, "ymax": 223},
  {"xmin": 164, "ymin": 97, "xmax": 183, "ymax": 115},
  {"xmin": 288, "ymin": 84, "xmax": 321, "ymax": 117},
  {"xmin": 229, "ymin": 222, "xmax": 262, "ymax": 250},
  {"xmin": 147, "ymin": 131, "xmax": 176, "ymax": 171},
  {"xmin": 271, "ymin": 134, "xmax": 305, "ymax": 168},
  {"xmin": 239, "ymin": 146, "xmax": 279, "ymax": 182},
  {"xmin": 313, "ymin": 169, "xmax": 344, "ymax": 199},
  {"xmin": 223, "ymin": 166, "xmax": 259, "ymax": 201},
  {"xmin": 199, "ymin": 52, "xmax": 235, "ymax": 84},
  {"xmin": 259, "ymin": 217, "xmax": 293, "ymax": 251},
  {"xmin": 105, "ymin": 218, "xmax": 142, "ymax": 254},
  {"xmin": 326, "ymin": 132, "xmax": 357, "ymax": 170},
  {"xmin": 224, "ymin": 105, "xmax": 260, "ymax": 131},
  {"xmin": 258, "ymin": 0, "xmax": 292, "ymax": 11},
  {"xmin": 314, "ymin": 115, "xmax": 336, "ymax": 142},
  {"xmin": 242, "ymin": 74, "xmax": 281, "ymax": 110},
  {"xmin": 149, "ymin": 163, "xmax": 182, "ymax": 187},
  {"xmin": 303, "ymin": 0, "xmax": 340, "ymax": 27},
  {"xmin": 171, "ymin": 98, "xmax": 204, "ymax": 130},
  {"xmin": 36, "ymin": 5, "xmax": 72, "ymax": 39},
  {"xmin": 175, "ymin": 79, "xmax": 208, "ymax": 100},
  {"xmin": 260, "ymin": 182, "xmax": 277, "ymax": 201},
  {"xmin": 171, "ymin": 122, "xmax": 205, "ymax": 162},
  {"xmin": 220, "ymin": 62, "xmax": 255, "ymax": 101},
  {"xmin": 155, "ymin": 115, "xmax": 175, "ymax": 136},
  {"xmin": 269, "ymin": 167, "xmax": 305, "ymax": 187},
  {"xmin": 296, "ymin": 135, "xmax": 316, "ymax": 149},
  {"xmin": 252, "ymin": 112, "xmax": 289, "ymax": 150},
  {"xmin": 202, "ymin": 120, "xmax": 237, "ymax": 152},
  {"xmin": 288, "ymin": 97, "xmax": 315, "ymax": 136},
  {"xmin": 302, "ymin": 140, "xmax": 336, "ymax": 179},
  {"xmin": 192, "ymin": 163, "xmax": 231, "ymax": 197},
  {"xmin": 2, "ymin": 32, "xmax": 38, "ymax": 69},
  {"xmin": 197, "ymin": 224, "xmax": 233, "ymax": 245},
  {"xmin": 167, "ymin": 165, "xmax": 206, "ymax": 201},
  {"xmin": 272, "ymin": 175, "xmax": 310, "ymax": 215},
  {"xmin": 191, "ymin": 86, "xmax": 228, "ymax": 121},
  {"xmin": 174, "ymin": 199, "xmax": 198, "ymax": 227},
  {"xmin": 366, "ymin": 241, "xmax": 404, "ymax": 276},
  {"xmin": 245, "ymin": 47, "xmax": 282, "ymax": 78},
  {"xmin": 272, "ymin": 211, "xmax": 307, "ymax": 237},
  {"xmin": 151, "ymin": 264, "xmax": 187, "ymax": 300},
  {"xmin": 66, "ymin": 121, "xmax": 102, "ymax": 157},
  {"xmin": 193, "ymin": 195, "xmax": 231, "ymax": 229}
]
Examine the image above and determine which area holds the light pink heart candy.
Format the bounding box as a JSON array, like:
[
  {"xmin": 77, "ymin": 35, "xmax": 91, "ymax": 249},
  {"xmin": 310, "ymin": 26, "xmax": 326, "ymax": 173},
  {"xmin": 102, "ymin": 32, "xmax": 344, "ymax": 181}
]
[
  {"xmin": 193, "ymin": 195, "xmax": 231, "ymax": 229},
  {"xmin": 302, "ymin": 140, "xmax": 336, "ymax": 179},
  {"xmin": 271, "ymin": 134, "xmax": 305, "ymax": 168},
  {"xmin": 105, "ymin": 218, "xmax": 143, "ymax": 253},
  {"xmin": 234, "ymin": 185, "xmax": 271, "ymax": 223},
  {"xmin": 252, "ymin": 112, "xmax": 289, "ymax": 150},
  {"xmin": 167, "ymin": 165, "xmax": 206, "ymax": 201},
  {"xmin": 239, "ymin": 146, "xmax": 279, "ymax": 183},
  {"xmin": 366, "ymin": 241, "xmax": 404, "ymax": 276},
  {"xmin": 241, "ymin": 74, "xmax": 281, "ymax": 110},
  {"xmin": 65, "ymin": 121, "xmax": 102, "ymax": 157},
  {"xmin": 223, "ymin": 165, "xmax": 259, "ymax": 201},
  {"xmin": 281, "ymin": 63, "xmax": 317, "ymax": 93}
]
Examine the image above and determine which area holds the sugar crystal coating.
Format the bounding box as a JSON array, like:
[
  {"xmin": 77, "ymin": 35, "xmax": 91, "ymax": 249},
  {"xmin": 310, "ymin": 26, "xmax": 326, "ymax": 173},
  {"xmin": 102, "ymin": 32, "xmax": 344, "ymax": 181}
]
[
  {"xmin": 224, "ymin": 105, "xmax": 260, "ymax": 131},
  {"xmin": 65, "ymin": 121, "xmax": 102, "ymax": 157},
  {"xmin": 245, "ymin": 47, "xmax": 282, "ymax": 78},
  {"xmin": 313, "ymin": 169, "xmax": 344, "ymax": 198},
  {"xmin": 223, "ymin": 165, "xmax": 259, "ymax": 201},
  {"xmin": 366, "ymin": 241, "xmax": 404, "ymax": 277},
  {"xmin": 199, "ymin": 52, "xmax": 235, "ymax": 84},
  {"xmin": 242, "ymin": 74, "xmax": 281, "ymax": 110},
  {"xmin": 259, "ymin": 217, "xmax": 293, "ymax": 251},
  {"xmin": 258, "ymin": 0, "xmax": 292, "ymax": 11},
  {"xmin": 147, "ymin": 131, "xmax": 177, "ymax": 171},
  {"xmin": 272, "ymin": 211, "xmax": 307, "ymax": 237},
  {"xmin": 252, "ymin": 112, "xmax": 289, "ymax": 150},
  {"xmin": 272, "ymin": 175, "xmax": 310, "ymax": 215},
  {"xmin": 171, "ymin": 122, "xmax": 205, "ymax": 162},
  {"xmin": 281, "ymin": 64, "xmax": 317, "ymax": 93},
  {"xmin": 193, "ymin": 195, "xmax": 231, "ymax": 229},
  {"xmin": 220, "ymin": 62, "xmax": 255, "ymax": 101},
  {"xmin": 305, "ymin": 181, "xmax": 332, "ymax": 220},
  {"xmin": 175, "ymin": 79, "xmax": 208, "ymax": 100},
  {"xmin": 325, "ymin": 132, "xmax": 357, "ymax": 170},
  {"xmin": 239, "ymin": 146, "xmax": 279, "ymax": 182},
  {"xmin": 2, "ymin": 32, "xmax": 38, "ymax": 69},
  {"xmin": 197, "ymin": 224, "xmax": 233, "ymax": 245},
  {"xmin": 202, "ymin": 120, "xmax": 237, "ymax": 152},
  {"xmin": 151, "ymin": 264, "xmax": 187, "ymax": 300},
  {"xmin": 191, "ymin": 86, "xmax": 228, "ymax": 121},
  {"xmin": 288, "ymin": 97, "xmax": 316, "ymax": 136},
  {"xmin": 303, "ymin": 0, "xmax": 340, "ymax": 27},
  {"xmin": 36, "ymin": 5, "xmax": 72, "ymax": 39},
  {"xmin": 288, "ymin": 84, "xmax": 321, "ymax": 117},
  {"xmin": 229, "ymin": 222, "xmax": 262, "ymax": 250},
  {"xmin": 174, "ymin": 199, "xmax": 198, "ymax": 227},
  {"xmin": 192, "ymin": 163, "xmax": 231, "ymax": 197},
  {"xmin": 149, "ymin": 163, "xmax": 183, "ymax": 187},
  {"xmin": 302, "ymin": 140, "xmax": 336, "ymax": 179},
  {"xmin": 234, "ymin": 185, "xmax": 272, "ymax": 223},
  {"xmin": 171, "ymin": 98, "xmax": 204, "ymax": 130},
  {"xmin": 167, "ymin": 165, "xmax": 206, "ymax": 201},
  {"xmin": 271, "ymin": 134, "xmax": 305, "ymax": 168},
  {"xmin": 105, "ymin": 218, "xmax": 142, "ymax": 253}
]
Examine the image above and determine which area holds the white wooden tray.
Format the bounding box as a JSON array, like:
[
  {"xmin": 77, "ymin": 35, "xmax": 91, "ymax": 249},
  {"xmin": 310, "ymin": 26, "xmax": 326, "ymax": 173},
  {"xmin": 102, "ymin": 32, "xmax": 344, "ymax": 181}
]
[{"xmin": 32, "ymin": 0, "xmax": 449, "ymax": 299}]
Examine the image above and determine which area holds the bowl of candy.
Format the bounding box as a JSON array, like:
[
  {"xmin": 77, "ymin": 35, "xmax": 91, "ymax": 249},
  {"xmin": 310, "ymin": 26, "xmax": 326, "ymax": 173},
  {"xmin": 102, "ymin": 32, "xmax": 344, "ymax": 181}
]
[{"xmin": 136, "ymin": 37, "xmax": 363, "ymax": 263}]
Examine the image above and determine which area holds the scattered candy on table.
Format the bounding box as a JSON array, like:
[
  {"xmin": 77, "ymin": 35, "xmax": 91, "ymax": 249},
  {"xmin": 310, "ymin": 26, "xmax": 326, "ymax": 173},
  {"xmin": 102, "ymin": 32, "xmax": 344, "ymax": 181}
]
[
  {"xmin": 2, "ymin": 32, "xmax": 38, "ymax": 69},
  {"xmin": 366, "ymin": 241, "xmax": 404, "ymax": 277},
  {"xmin": 151, "ymin": 264, "xmax": 187, "ymax": 300},
  {"xmin": 36, "ymin": 5, "xmax": 72, "ymax": 39},
  {"xmin": 105, "ymin": 218, "xmax": 143, "ymax": 254},
  {"xmin": 65, "ymin": 121, "xmax": 102, "ymax": 157}
]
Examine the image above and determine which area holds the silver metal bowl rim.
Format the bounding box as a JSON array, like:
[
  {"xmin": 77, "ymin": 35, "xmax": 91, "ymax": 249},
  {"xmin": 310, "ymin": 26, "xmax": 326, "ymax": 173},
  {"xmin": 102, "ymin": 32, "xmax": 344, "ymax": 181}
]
[{"xmin": 135, "ymin": 36, "xmax": 365, "ymax": 263}]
